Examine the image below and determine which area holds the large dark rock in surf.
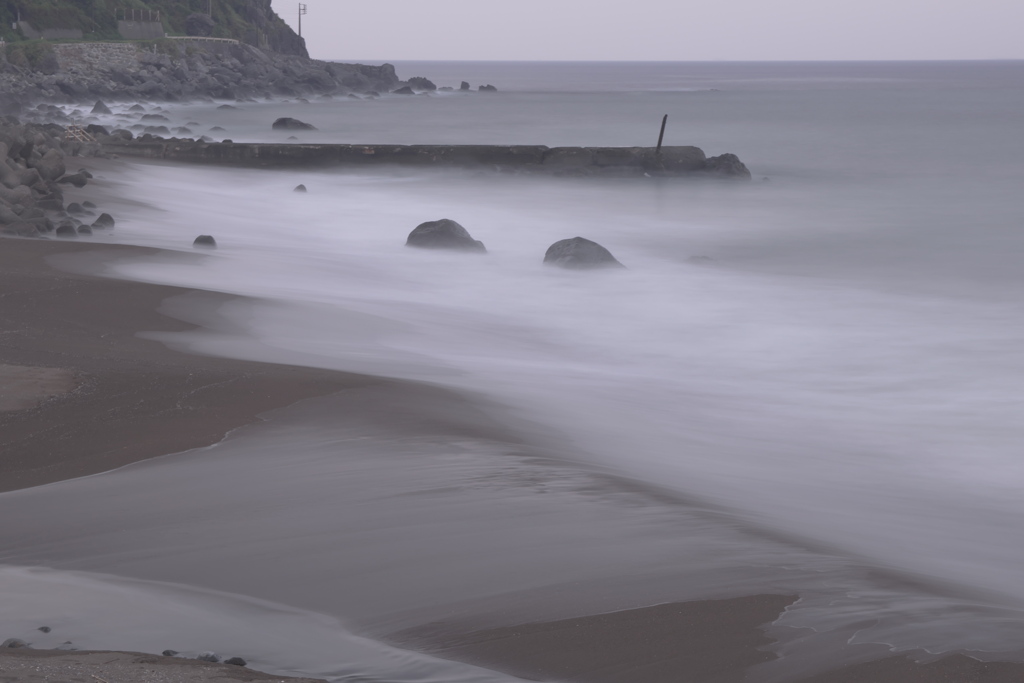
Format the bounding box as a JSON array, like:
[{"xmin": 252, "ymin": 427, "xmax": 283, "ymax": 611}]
[
  {"xmin": 225, "ymin": 657, "xmax": 247, "ymax": 666},
  {"xmin": 407, "ymin": 76, "xmax": 437, "ymax": 91},
  {"xmin": 391, "ymin": 86, "xmax": 415, "ymax": 95},
  {"xmin": 406, "ymin": 219, "xmax": 486, "ymax": 253},
  {"xmin": 293, "ymin": 184, "xmax": 307, "ymax": 192},
  {"xmin": 193, "ymin": 235, "xmax": 217, "ymax": 248},
  {"xmin": 91, "ymin": 100, "xmax": 112, "ymax": 115},
  {"xmin": 704, "ymin": 153, "xmax": 751, "ymax": 179},
  {"xmin": 272, "ymin": 117, "xmax": 316, "ymax": 131},
  {"xmin": 460, "ymin": 81, "xmax": 471, "ymax": 91},
  {"xmin": 55, "ymin": 224, "xmax": 79, "ymax": 239},
  {"xmin": 1, "ymin": 639, "xmax": 29, "ymax": 649},
  {"xmin": 478, "ymin": 84, "xmax": 498, "ymax": 92},
  {"xmin": 92, "ymin": 213, "xmax": 115, "ymax": 229},
  {"xmin": 544, "ymin": 237, "xmax": 624, "ymax": 269}
]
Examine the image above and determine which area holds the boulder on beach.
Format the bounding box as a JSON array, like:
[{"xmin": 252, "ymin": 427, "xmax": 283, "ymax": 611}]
[
  {"xmin": 91, "ymin": 100, "xmax": 112, "ymax": 115},
  {"xmin": 1, "ymin": 639, "xmax": 29, "ymax": 649},
  {"xmin": 2, "ymin": 222, "xmax": 41, "ymax": 238},
  {"xmin": 185, "ymin": 12, "xmax": 216, "ymax": 37},
  {"xmin": 92, "ymin": 213, "xmax": 115, "ymax": 229},
  {"xmin": 58, "ymin": 173, "xmax": 89, "ymax": 188},
  {"xmin": 271, "ymin": 117, "xmax": 316, "ymax": 130},
  {"xmin": 193, "ymin": 235, "xmax": 217, "ymax": 248},
  {"xmin": 543, "ymin": 237, "xmax": 624, "ymax": 269},
  {"xmin": 29, "ymin": 148, "xmax": 66, "ymax": 183},
  {"xmin": 406, "ymin": 219, "xmax": 486, "ymax": 253},
  {"xmin": 225, "ymin": 657, "xmax": 247, "ymax": 666},
  {"xmin": 55, "ymin": 224, "xmax": 78, "ymax": 239},
  {"xmin": 294, "ymin": 184, "xmax": 307, "ymax": 192}
]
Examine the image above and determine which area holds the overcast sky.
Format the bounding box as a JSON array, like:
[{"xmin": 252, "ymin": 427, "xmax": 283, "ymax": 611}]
[{"xmin": 271, "ymin": 0, "xmax": 1023, "ymax": 62}]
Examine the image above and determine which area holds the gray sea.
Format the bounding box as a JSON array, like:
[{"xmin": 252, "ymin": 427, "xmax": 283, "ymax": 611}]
[{"xmin": 3, "ymin": 60, "xmax": 1024, "ymax": 681}]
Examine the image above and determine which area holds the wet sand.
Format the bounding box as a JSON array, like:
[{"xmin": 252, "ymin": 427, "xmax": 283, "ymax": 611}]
[
  {"xmin": 0, "ymin": 239, "xmax": 384, "ymax": 493},
  {"xmin": 3, "ymin": 237, "xmax": 1024, "ymax": 682}
]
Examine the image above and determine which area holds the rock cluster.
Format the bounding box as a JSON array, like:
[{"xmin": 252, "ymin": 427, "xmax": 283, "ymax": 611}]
[
  {"xmin": 0, "ymin": 118, "xmax": 112, "ymax": 239},
  {"xmin": 3, "ymin": 630, "xmax": 247, "ymax": 667},
  {"xmin": 0, "ymin": 41, "xmax": 401, "ymax": 111},
  {"xmin": 404, "ymin": 219, "xmax": 625, "ymax": 269}
]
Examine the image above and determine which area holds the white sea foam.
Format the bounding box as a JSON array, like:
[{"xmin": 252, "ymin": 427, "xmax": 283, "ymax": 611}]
[{"xmin": 13, "ymin": 61, "xmax": 1024, "ymax": 675}]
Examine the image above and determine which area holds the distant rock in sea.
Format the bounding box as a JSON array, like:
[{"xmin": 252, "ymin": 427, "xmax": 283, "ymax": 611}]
[{"xmin": 407, "ymin": 76, "xmax": 437, "ymax": 91}]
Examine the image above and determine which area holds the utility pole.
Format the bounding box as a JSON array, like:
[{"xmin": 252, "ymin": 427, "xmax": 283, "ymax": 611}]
[{"xmin": 298, "ymin": 3, "xmax": 307, "ymax": 37}]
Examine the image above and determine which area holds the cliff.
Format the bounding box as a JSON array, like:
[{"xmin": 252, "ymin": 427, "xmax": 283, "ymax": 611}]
[{"xmin": 0, "ymin": 0, "xmax": 307, "ymax": 58}]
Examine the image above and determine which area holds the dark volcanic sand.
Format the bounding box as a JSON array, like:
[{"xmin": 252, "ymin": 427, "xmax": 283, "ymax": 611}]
[
  {"xmin": 3, "ymin": 237, "xmax": 1024, "ymax": 683},
  {"xmin": 0, "ymin": 239, "xmax": 384, "ymax": 493},
  {"xmin": 0, "ymin": 649, "xmax": 327, "ymax": 683}
]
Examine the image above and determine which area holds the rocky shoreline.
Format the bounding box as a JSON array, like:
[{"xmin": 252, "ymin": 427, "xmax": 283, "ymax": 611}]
[
  {"xmin": 0, "ymin": 39, "xmax": 403, "ymax": 113},
  {"xmin": 0, "ymin": 117, "xmax": 110, "ymax": 239},
  {"xmin": 0, "ymin": 648, "xmax": 328, "ymax": 682}
]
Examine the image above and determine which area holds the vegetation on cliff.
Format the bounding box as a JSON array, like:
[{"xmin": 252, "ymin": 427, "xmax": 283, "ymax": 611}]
[{"xmin": 0, "ymin": 0, "xmax": 306, "ymax": 57}]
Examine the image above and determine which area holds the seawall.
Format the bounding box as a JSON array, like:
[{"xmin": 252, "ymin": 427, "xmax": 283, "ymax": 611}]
[{"xmin": 101, "ymin": 139, "xmax": 751, "ymax": 177}]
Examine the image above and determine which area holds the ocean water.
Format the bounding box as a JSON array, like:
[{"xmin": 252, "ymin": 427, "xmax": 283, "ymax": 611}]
[{"xmin": 4, "ymin": 61, "xmax": 1024, "ymax": 680}]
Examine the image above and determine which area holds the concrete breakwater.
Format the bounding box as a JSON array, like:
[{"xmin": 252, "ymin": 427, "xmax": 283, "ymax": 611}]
[{"xmin": 101, "ymin": 139, "xmax": 752, "ymax": 177}]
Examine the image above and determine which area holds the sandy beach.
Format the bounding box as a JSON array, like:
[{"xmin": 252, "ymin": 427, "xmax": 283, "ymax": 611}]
[{"xmin": 3, "ymin": 235, "xmax": 1024, "ymax": 682}]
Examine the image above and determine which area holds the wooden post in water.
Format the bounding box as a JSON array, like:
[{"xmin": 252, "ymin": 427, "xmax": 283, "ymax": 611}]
[{"xmin": 656, "ymin": 115, "xmax": 668, "ymax": 155}]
